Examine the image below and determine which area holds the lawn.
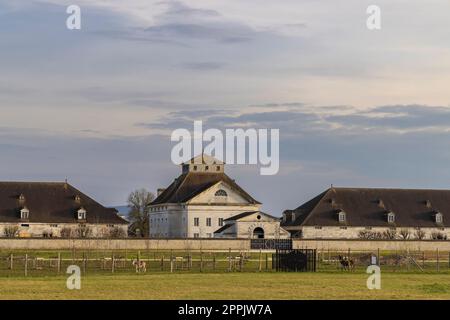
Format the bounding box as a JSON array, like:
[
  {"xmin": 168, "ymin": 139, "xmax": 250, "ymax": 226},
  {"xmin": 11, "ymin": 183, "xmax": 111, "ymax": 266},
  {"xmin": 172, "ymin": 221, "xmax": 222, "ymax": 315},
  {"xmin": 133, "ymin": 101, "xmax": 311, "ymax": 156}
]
[{"xmin": 1, "ymin": 272, "xmax": 450, "ymax": 300}]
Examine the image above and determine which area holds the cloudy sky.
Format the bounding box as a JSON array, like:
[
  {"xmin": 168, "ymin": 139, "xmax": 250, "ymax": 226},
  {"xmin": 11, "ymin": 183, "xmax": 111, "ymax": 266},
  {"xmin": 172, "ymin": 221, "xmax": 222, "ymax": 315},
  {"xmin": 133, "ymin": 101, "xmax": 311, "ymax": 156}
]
[{"xmin": 1, "ymin": 0, "xmax": 450, "ymax": 214}]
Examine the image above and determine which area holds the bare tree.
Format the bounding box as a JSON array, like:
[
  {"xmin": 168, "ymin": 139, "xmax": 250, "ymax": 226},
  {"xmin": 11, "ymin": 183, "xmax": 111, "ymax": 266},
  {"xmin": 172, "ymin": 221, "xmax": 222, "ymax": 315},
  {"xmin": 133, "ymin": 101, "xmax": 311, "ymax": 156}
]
[
  {"xmin": 414, "ymin": 229, "xmax": 426, "ymax": 240},
  {"xmin": 399, "ymin": 229, "xmax": 410, "ymax": 240},
  {"xmin": 127, "ymin": 188, "xmax": 155, "ymax": 237},
  {"xmin": 3, "ymin": 226, "xmax": 18, "ymax": 238}
]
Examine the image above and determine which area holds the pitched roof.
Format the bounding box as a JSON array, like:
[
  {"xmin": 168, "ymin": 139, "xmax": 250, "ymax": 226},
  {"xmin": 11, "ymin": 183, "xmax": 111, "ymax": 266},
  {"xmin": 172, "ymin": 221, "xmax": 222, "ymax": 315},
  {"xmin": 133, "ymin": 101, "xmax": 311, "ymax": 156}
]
[
  {"xmin": 213, "ymin": 224, "xmax": 233, "ymax": 234},
  {"xmin": 0, "ymin": 182, "xmax": 127, "ymax": 224},
  {"xmin": 224, "ymin": 211, "xmax": 279, "ymax": 221},
  {"xmin": 152, "ymin": 172, "xmax": 260, "ymax": 205},
  {"xmin": 282, "ymin": 187, "xmax": 450, "ymax": 228}
]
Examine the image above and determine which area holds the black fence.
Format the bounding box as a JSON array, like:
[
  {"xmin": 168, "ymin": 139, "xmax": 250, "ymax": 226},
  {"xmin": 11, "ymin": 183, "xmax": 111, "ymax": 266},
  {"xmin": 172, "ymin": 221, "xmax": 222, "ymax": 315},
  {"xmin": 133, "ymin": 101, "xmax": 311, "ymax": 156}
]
[
  {"xmin": 272, "ymin": 249, "xmax": 316, "ymax": 272},
  {"xmin": 250, "ymin": 239, "xmax": 292, "ymax": 250}
]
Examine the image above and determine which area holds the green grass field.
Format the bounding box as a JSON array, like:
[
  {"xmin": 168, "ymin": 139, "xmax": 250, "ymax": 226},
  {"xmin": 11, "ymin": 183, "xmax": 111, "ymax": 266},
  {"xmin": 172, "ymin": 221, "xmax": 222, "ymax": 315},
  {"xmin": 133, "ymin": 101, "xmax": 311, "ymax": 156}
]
[{"xmin": 1, "ymin": 272, "xmax": 450, "ymax": 300}]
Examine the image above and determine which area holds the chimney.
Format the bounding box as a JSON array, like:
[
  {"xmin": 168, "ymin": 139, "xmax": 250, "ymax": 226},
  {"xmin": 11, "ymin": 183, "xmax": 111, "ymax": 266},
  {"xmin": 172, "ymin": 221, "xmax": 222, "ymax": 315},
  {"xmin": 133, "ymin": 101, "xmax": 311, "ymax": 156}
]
[{"xmin": 157, "ymin": 188, "xmax": 166, "ymax": 196}]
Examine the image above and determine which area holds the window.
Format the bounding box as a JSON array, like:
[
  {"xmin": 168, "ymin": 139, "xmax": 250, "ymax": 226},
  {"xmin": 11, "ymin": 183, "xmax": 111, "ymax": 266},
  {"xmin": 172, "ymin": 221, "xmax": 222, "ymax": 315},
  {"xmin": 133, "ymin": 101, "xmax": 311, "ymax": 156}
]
[
  {"xmin": 50, "ymin": 224, "xmax": 58, "ymax": 228},
  {"xmin": 218, "ymin": 218, "xmax": 224, "ymax": 226},
  {"xmin": 387, "ymin": 212, "xmax": 395, "ymax": 223},
  {"xmin": 194, "ymin": 217, "xmax": 199, "ymax": 226},
  {"xmin": 206, "ymin": 217, "xmax": 211, "ymax": 226},
  {"xmin": 340, "ymin": 226, "xmax": 347, "ymax": 230},
  {"xmin": 206, "ymin": 233, "xmax": 212, "ymax": 238},
  {"xmin": 215, "ymin": 189, "xmax": 228, "ymax": 197},
  {"xmin": 338, "ymin": 211, "xmax": 346, "ymax": 222},
  {"xmin": 193, "ymin": 233, "xmax": 200, "ymax": 238},
  {"xmin": 436, "ymin": 212, "xmax": 443, "ymax": 224},
  {"xmin": 216, "ymin": 166, "xmax": 220, "ymax": 171},
  {"xmin": 193, "ymin": 165, "xmax": 197, "ymax": 171},
  {"xmin": 20, "ymin": 207, "xmax": 29, "ymax": 220},
  {"xmin": 314, "ymin": 226, "xmax": 322, "ymax": 229},
  {"xmin": 77, "ymin": 208, "xmax": 87, "ymax": 220},
  {"xmin": 205, "ymin": 166, "xmax": 209, "ymax": 171}
]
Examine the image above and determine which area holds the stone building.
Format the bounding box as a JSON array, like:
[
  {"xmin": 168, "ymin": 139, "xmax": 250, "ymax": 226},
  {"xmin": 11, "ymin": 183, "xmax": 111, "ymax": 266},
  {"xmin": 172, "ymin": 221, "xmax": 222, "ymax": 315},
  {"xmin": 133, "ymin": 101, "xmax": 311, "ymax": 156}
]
[
  {"xmin": 0, "ymin": 181, "xmax": 128, "ymax": 238},
  {"xmin": 282, "ymin": 187, "xmax": 450, "ymax": 240},
  {"xmin": 214, "ymin": 211, "xmax": 290, "ymax": 239},
  {"xmin": 150, "ymin": 154, "xmax": 288, "ymax": 239}
]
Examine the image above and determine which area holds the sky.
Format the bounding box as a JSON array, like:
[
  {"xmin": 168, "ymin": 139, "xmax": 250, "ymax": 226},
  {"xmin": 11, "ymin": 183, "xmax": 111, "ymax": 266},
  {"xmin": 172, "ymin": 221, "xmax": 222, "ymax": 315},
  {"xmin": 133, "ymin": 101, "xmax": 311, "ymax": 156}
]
[{"xmin": 1, "ymin": 0, "xmax": 450, "ymax": 215}]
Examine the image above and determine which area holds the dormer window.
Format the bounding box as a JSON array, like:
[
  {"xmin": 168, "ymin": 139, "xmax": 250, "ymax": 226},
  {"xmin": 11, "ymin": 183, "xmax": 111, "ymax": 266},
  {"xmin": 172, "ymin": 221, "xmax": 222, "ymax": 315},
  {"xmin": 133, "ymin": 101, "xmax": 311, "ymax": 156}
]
[
  {"xmin": 435, "ymin": 211, "xmax": 443, "ymax": 224},
  {"xmin": 77, "ymin": 207, "xmax": 87, "ymax": 220},
  {"xmin": 377, "ymin": 199, "xmax": 385, "ymax": 209},
  {"xmin": 20, "ymin": 207, "xmax": 29, "ymax": 220},
  {"xmin": 75, "ymin": 195, "xmax": 81, "ymax": 203},
  {"xmin": 337, "ymin": 210, "xmax": 346, "ymax": 222},
  {"xmin": 215, "ymin": 189, "xmax": 228, "ymax": 197},
  {"xmin": 425, "ymin": 200, "xmax": 432, "ymax": 208},
  {"xmin": 387, "ymin": 211, "xmax": 395, "ymax": 223},
  {"xmin": 19, "ymin": 194, "xmax": 25, "ymax": 201}
]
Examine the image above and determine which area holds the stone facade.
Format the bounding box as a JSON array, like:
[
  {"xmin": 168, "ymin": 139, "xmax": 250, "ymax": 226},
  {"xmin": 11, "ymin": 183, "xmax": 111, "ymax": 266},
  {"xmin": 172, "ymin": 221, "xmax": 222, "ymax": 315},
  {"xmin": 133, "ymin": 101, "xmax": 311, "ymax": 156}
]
[{"xmin": 214, "ymin": 211, "xmax": 290, "ymax": 239}]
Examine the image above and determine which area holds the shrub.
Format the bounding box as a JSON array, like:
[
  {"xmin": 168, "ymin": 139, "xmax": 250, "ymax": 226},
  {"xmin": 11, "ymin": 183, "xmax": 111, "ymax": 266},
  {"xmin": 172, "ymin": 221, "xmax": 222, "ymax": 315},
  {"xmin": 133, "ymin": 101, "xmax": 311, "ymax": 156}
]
[
  {"xmin": 414, "ymin": 229, "xmax": 426, "ymax": 240},
  {"xmin": 3, "ymin": 226, "xmax": 18, "ymax": 238},
  {"xmin": 382, "ymin": 229, "xmax": 397, "ymax": 240},
  {"xmin": 75, "ymin": 225, "xmax": 92, "ymax": 238},
  {"xmin": 108, "ymin": 226, "xmax": 127, "ymax": 238},
  {"xmin": 60, "ymin": 227, "xmax": 73, "ymax": 238},
  {"xmin": 399, "ymin": 229, "xmax": 410, "ymax": 240},
  {"xmin": 431, "ymin": 232, "xmax": 447, "ymax": 240}
]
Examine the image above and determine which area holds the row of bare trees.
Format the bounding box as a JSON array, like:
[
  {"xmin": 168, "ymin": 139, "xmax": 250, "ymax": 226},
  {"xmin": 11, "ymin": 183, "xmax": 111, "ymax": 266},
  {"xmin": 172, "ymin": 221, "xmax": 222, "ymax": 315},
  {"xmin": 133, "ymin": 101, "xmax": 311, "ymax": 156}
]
[{"xmin": 358, "ymin": 229, "xmax": 448, "ymax": 240}]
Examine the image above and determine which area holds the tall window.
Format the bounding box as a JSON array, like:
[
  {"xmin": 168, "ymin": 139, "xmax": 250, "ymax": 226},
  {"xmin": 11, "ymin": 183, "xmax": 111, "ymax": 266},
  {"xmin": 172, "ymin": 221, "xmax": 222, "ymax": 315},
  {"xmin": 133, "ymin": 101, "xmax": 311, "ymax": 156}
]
[
  {"xmin": 194, "ymin": 217, "xmax": 199, "ymax": 226},
  {"xmin": 338, "ymin": 211, "xmax": 346, "ymax": 222},
  {"xmin": 206, "ymin": 217, "xmax": 211, "ymax": 226},
  {"xmin": 218, "ymin": 218, "xmax": 224, "ymax": 226},
  {"xmin": 193, "ymin": 233, "xmax": 200, "ymax": 238}
]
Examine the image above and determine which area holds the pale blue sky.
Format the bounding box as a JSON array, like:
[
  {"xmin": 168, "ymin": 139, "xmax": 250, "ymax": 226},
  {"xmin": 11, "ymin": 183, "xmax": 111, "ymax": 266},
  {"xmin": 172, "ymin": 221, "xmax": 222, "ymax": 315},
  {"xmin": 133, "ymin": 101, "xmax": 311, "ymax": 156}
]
[{"xmin": 1, "ymin": 1, "xmax": 450, "ymax": 214}]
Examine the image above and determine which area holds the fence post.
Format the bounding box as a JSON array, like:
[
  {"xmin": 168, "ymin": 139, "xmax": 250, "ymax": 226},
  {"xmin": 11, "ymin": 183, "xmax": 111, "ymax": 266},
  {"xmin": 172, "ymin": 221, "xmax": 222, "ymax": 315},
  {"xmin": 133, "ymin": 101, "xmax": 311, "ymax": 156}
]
[
  {"xmin": 228, "ymin": 248, "xmax": 232, "ymax": 272},
  {"xmin": 170, "ymin": 256, "xmax": 174, "ymax": 273},
  {"xmin": 24, "ymin": 254, "xmax": 28, "ymax": 277},
  {"xmin": 437, "ymin": 249, "xmax": 440, "ymax": 273},
  {"xmin": 239, "ymin": 253, "xmax": 243, "ymax": 272},
  {"xmin": 161, "ymin": 255, "xmax": 164, "ymax": 271},
  {"xmin": 111, "ymin": 253, "xmax": 115, "ymax": 273},
  {"xmin": 259, "ymin": 249, "xmax": 262, "ymax": 272},
  {"xmin": 10, "ymin": 253, "xmax": 13, "ymax": 270},
  {"xmin": 265, "ymin": 253, "xmax": 268, "ymax": 271},
  {"xmin": 200, "ymin": 251, "xmax": 203, "ymax": 273},
  {"xmin": 377, "ymin": 248, "xmax": 380, "ymax": 266},
  {"xmin": 57, "ymin": 252, "xmax": 61, "ymax": 273}
]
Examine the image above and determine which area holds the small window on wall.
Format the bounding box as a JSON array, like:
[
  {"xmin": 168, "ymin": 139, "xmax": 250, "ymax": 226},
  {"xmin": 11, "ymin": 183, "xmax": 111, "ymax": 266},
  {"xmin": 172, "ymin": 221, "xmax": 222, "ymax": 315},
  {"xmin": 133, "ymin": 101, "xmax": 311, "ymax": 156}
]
[
  {"xmin": 193, "ymin": 233, "xmax": 200, "ymax": 238},
  {"xmin": 435, "ymin": 212, "xmax": 443, "ymax": 224},
  {"xmin": 215, "ymin": 189, "xmax": 228, "ymax": 197},
  {"xmin": 194, "ymin": 217, "xmax": 199, "ymax": 226},
  {"xmin": 206, "ymin": 233, "xmax": 212, "ymax": 238},
  {"xmin": 206, "ymin": 217, "xmax": 211, "ymax": 226},
  {"xmin": 218, "ymin": 218, "xmax": 224, "ymax": 226}
]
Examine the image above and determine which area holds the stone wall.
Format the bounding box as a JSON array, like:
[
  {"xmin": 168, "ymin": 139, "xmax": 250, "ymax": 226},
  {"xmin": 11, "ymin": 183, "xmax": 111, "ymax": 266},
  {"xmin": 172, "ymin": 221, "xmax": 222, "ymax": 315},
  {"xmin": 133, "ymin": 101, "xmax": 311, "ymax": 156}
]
[{"xmin": 0, "ymin": 238, "xmax": 450, "ymax": 251}]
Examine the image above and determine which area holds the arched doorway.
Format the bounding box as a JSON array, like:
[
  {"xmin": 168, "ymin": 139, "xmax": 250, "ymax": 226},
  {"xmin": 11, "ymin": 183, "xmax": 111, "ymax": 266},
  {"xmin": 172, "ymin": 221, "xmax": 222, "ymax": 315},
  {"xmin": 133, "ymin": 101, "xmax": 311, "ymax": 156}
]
[{"xmin": 253, "ymin": 227, "xmax": 265, "ymax": 239}]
